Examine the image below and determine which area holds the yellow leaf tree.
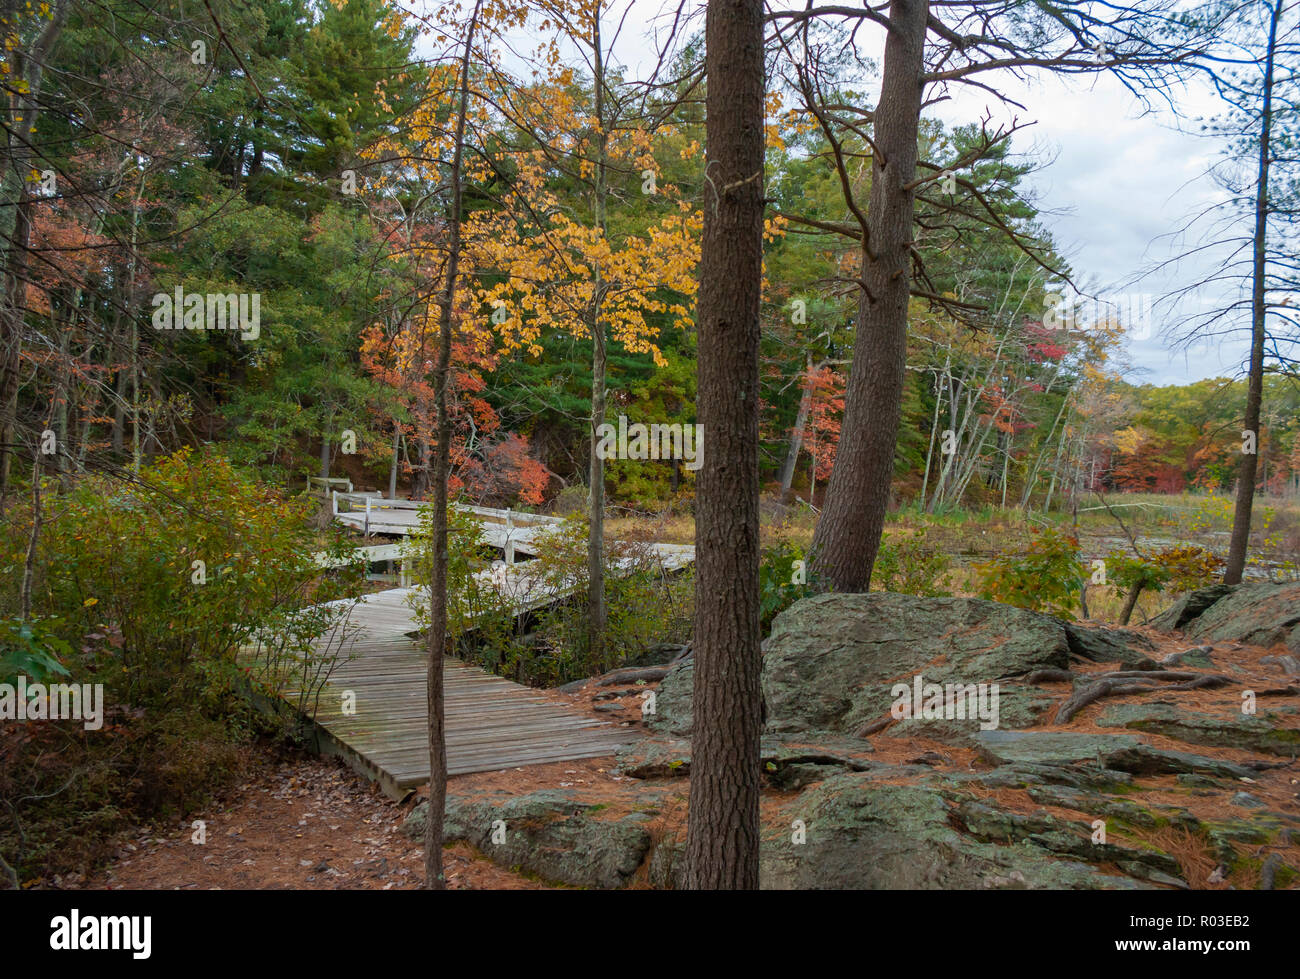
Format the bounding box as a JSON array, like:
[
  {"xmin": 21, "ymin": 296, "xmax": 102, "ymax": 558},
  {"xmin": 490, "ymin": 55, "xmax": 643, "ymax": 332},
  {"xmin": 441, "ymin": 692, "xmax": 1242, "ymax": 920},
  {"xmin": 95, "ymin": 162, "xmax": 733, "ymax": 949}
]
[{"xmin": 469, "ymin": 0, "xmax": 701, "ymax": 660}]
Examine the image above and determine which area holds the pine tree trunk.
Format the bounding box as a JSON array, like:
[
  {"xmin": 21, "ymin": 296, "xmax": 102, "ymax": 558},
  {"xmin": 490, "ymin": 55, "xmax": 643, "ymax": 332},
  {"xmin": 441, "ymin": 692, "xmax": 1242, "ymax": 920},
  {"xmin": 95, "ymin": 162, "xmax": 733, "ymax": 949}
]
[
  {"xmin": 682, "ymin": 0, "xmax": 765, "ymax": 891},
  {"xmin": 809, "ymin": 0, "xmax": 927, "ymax": 591}
]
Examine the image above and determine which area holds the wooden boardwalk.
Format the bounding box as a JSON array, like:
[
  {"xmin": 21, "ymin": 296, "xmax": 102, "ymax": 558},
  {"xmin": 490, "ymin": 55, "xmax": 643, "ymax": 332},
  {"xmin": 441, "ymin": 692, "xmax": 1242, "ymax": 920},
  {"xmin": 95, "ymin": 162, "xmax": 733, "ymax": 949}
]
[
  {"xmin": 271, "ymin": 586, "xmax": 636, "ymax": 799},
  {"xmin": 255, "ymin": 497, "xmax": 692, "ymax": 798},
  {"xmin": 330, "ymin": 495, "xmax": 694, "ymax": 573}
]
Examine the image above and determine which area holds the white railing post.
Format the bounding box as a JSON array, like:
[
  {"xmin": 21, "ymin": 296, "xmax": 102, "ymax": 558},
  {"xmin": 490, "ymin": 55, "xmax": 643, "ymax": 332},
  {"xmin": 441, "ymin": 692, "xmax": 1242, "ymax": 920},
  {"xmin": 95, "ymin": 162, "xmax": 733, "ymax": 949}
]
[{"xmin": 365, "ymin": 495, "xmax": 371, "ymax": 538}]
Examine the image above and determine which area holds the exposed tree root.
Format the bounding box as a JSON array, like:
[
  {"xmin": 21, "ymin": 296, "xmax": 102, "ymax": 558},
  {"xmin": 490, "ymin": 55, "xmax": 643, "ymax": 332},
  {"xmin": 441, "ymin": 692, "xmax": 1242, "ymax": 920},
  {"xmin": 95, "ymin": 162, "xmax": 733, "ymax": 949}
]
[{"xmin": 1053, "ymin": 672, "xmax": 1232, "ymax": 725}]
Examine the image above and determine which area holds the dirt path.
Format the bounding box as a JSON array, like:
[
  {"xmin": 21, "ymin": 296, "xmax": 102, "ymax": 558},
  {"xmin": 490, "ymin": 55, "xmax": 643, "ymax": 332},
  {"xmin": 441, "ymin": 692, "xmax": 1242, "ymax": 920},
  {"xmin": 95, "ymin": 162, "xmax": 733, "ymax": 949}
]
[{"xmin": 85, "ymin": 749, "xmax": 554, "ymax": 890}]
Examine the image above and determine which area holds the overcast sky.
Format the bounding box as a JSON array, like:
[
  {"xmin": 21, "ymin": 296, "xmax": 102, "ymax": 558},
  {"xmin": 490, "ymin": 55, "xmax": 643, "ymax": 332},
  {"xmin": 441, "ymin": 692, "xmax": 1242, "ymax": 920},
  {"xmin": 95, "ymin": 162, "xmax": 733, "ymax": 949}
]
[
  {"xmin": 474, "ymin": 0, "xmax": 1254, "ymax": 387},
  {"xmin": 933, "ymin": 69, "xmax": 1248, "ymax": 387}
]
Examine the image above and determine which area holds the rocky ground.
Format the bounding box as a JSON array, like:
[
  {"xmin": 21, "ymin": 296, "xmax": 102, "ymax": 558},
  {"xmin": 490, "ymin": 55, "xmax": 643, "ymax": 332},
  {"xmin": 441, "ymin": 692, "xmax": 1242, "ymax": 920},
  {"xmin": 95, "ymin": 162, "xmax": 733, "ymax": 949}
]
[
  {"xmin": 409, "ymin": 581, "xmax": 1300, "ymax": 889},
  {"xmin": 95, "ymin": 581, "xmax": 1299, "ymax": 890}
]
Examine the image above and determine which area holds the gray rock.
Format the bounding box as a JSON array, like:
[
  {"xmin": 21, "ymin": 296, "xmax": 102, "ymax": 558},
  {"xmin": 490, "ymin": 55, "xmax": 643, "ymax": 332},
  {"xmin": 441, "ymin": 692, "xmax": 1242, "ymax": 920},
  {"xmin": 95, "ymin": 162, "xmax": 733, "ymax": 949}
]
[
  {"xmin": 1097, "ymin": 702, "xmax": 1300, "ymax": 757},
  {"xmin": 402, "ymin": 789, "xmax": 656, "ymax": 888},
  {"xmin": 972, "ymin": 730, "xmax": 1256, "ymax": 779},
  {"xmin": 758, "ymin": 775, "xmax": 1152, "ymax": 889},
  {"xmin": 1261, "ymin": 654, "xmax": 1300, "ymax": 676},
  {"xmin": 889, "ymin": 684, "xmax": 1055, "ymax": 743},
  {"xmin": 616, "ymin": 734, "xmax": 875, "ymax": 782},
  {"xmin": 1176, "ymin": 773, "xmax": 1224, "ymax": 789},
  {"xmin": 593, "ymin": 688, "xmax": 639, "ymax": 701},
  {"xmin": 621, "ymin": 642, "xmax": 691, "ymax": 669},
  {"xmin": 1160, "ymin": 645, "xmax": 1215, "ymax": 668},
  {"xmin": 973, "ymin": 730, "xmax": 1145, "ymax": 767},
  {"xmin": 761, "ymin": 593, "xmax": 1069, "ymax": 738},
  {"xmin": 1065, "ymin": 623, "xmax": 1160, "ymax": 670},
  {"xmin": 1152, "ymin": 581, "xmax": 1300, "ymax": 654},
  {"xmin": 647, "ymin": 658, "xmax": 694, "ymax": 735},
  {"xmin": 1150, "ymin": 584, "xmax": 1240, "ymax": 632},
  {"xmin": 615, "ymin": 738, "xmax": 693, "ymax": 778},
  {"xmin": 1024, "ymin": 784, "xmax": 1199, "ymax": 831}
]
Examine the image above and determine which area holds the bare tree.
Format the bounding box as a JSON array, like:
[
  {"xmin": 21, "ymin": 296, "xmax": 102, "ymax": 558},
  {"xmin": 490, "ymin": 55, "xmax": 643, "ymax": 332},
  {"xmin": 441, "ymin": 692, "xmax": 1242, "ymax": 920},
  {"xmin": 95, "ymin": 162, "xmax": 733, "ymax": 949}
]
[{"xmin": 1134, "ymin": 0, "xmax": 1299, "ymax": 582}]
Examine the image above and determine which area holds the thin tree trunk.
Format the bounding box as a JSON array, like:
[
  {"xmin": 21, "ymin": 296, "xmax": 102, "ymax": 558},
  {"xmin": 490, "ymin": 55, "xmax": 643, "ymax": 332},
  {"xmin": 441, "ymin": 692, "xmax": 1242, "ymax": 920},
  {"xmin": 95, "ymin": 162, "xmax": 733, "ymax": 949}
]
[
  {"xmin": 425, "ymin": 1, "xmax": 481, "ymax": 891},
  {"xmin": 1225, "ymin": 0, "xmax": 1280, "ymax": 584},
  {"xmin": 388, "ymin": 421, "xmax": 401, "ymax": 498},
  {"xmin": 683, "ymin": 0, "xmax": 765, "ymax": 891},
  {"xmin": 1118, "ymin": 582, "xmax": 1144, "ymax": 626},
  {"xmin": 587, "ymin": 3, "xmax": 609, "ymax": 667},
  {"xmin": 20, "ymin": 454, "xmax": 42, "ymax": 622},
  {"xmin": 919, "ymin": 359, "xmax": 948, "ymax": 508},
  {"xmin": 111, "ymin": 365, "xmax": 128, "ymax": 454},
  {"xmin": 778, "ymin": 353, "xmax": 814, "ymax": 500},
  {"xmin": 51, "ymin": 313, "xmax": 71, "ymax": 490}
]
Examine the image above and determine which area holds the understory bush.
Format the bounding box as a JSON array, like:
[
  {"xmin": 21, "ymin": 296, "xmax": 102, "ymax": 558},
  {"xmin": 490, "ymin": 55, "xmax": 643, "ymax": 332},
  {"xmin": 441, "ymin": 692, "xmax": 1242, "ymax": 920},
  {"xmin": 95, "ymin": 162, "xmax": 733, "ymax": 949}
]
[
  {"xmin": 873, "ymin": 528, "xmax": 953, "ymax": 597},
  {"xmin": 0, "ymin": 448, "xmax": 364, "ymax": 886},
  {"xmin": 759, "ymin": 537, "xmax": 814, "ymax": 631},
  {"xmin": 974, "ymin": 526, "xmax": 1083, "ymax": 619}
]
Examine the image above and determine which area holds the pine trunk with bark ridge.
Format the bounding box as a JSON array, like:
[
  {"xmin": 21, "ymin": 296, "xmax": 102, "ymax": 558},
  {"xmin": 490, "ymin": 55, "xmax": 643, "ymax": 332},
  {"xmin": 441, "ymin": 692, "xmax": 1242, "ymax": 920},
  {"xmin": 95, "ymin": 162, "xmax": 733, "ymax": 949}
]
[
  {"xmin": 809, "ymin": 0, "xmax": 928, "ymax": 593},
  {"xmin": 683, "ymin": 0, "xmax": 766, "ymax": 890}
]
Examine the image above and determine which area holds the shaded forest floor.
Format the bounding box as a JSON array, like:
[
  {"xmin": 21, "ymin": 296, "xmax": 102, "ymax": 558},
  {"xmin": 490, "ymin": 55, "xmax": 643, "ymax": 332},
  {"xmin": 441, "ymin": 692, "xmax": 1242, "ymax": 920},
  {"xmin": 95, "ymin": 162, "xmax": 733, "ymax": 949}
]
[
  {"xmin": 84, "ymin": 749, "xmax": 554, "ymax": 890},
  {"xmin": 80, "ymin": 624, "xmax": 1299, "ymax": 890}
]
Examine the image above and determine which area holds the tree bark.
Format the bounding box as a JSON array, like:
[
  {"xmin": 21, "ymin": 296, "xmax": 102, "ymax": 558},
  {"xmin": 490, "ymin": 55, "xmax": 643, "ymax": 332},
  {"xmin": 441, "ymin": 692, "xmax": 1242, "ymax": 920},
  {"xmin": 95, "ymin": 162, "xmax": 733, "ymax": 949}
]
[
  {"xmin": 1225, "ymin": 0, "xmax": 1281, "ymax": 585},
  {"xmin": 682, "ymin": 0, "xmax": 765, "ymax": 891},
  {"xmin": 319, "ymin": 430, "xmax": 331, "ymax": 480},
  {"xmin": 809, "ymin": 0, "xmax": 928, "ymax": 591},
  {"xmin": 425, "ymin": 1, "xmax": 481, "ymax": 891}
]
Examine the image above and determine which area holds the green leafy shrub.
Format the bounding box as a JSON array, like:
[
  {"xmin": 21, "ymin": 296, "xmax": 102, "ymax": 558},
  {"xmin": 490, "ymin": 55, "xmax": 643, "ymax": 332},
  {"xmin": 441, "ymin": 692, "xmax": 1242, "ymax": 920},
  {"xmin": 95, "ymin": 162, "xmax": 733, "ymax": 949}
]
[
  {"xmin": 16, "ymin": 447, "xmax": 366, "ymax": 712},
  {"xmin": 873, "ymin": 529, "xmax": 952, "ymax": 597},
  {"xmin": 0, "ymin": 617, "xmax": 72, "ymax": 685},
  {"xmin": 0, "ymin": 449, "xmax": 365, "ymax": 885},
  {"xmin": 760, "ymin": 537, "xmax": 815, "ymax": 631},
  {"xmin": 975, "ymin": 527, "xmax": 1083, "ymax": 619}
]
